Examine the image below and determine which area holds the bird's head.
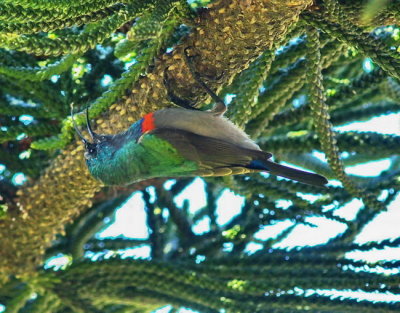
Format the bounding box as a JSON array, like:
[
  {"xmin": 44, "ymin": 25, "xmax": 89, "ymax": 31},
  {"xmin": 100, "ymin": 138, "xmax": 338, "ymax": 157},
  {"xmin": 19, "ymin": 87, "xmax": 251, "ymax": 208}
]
[{"xmin": 71, "ymin": 106, "xmax": 115, "ymax": 164}]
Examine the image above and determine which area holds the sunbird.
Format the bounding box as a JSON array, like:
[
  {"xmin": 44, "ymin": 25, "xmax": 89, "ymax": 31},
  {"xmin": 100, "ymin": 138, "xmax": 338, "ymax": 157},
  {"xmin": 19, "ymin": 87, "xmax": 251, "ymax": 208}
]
[{"xmin": 74, "ymin": 49, "xmax": 328, "ymax": 187}]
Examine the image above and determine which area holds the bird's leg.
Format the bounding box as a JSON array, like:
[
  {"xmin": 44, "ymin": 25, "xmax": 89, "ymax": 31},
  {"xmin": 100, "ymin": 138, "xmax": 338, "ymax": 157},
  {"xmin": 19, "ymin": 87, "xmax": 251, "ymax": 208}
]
[
  {"xmin": 163, "ymin": 67, "xmax": 201, "ymax": 111},
  {"xmin": 183, "ymin": 47, "xmax": 227, "ymax": 116}
]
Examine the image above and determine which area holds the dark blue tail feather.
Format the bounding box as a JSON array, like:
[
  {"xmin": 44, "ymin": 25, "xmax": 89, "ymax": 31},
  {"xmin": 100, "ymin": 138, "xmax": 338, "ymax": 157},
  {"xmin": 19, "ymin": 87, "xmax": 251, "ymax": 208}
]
[{"xmin": 249, "ymin": 159, "xmax": 328, "ymax": 187}]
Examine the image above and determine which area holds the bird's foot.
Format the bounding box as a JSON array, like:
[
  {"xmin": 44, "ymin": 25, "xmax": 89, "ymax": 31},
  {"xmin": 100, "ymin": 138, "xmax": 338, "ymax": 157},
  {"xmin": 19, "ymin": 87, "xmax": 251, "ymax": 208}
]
[
  {"xmin": 163, "ymin": 66, "xmax": 201, "ymax": 111},
  {"xmin": 183, "ymin": 47, "xmax": 226, "ymax": 116}
]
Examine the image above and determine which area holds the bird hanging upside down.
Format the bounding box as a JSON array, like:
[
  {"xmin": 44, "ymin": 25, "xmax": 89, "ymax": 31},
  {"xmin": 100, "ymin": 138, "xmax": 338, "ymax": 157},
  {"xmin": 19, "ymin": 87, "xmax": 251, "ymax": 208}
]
[{"xmin": 73, "ymin": 48, "xmax": 328, "ymax": 187}]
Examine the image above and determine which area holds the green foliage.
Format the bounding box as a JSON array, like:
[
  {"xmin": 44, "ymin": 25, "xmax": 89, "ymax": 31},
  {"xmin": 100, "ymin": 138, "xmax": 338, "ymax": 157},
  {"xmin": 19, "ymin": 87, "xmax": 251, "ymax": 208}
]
[
  {"xmin": 0, "ymin": 0, "xmax": 399, "ymax": 312},
  {"xmin": 0, "ymin": 54, "xmax": 80, "ymax": 81},
  {"xmin": 0, "ymin": 5, "xmax": 145, "ymax": 56}
]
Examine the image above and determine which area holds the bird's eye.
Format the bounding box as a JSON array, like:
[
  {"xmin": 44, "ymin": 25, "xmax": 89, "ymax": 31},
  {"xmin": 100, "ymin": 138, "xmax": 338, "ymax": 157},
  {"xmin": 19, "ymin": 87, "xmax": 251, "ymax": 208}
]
[{"xmin": 89, "ymin": 148, "xmax": 96, "ymax": 154}]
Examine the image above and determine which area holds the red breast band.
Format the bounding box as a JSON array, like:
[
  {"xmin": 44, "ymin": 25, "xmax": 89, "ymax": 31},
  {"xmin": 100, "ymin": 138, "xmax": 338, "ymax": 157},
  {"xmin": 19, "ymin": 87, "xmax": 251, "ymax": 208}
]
[{"xmin": 141, "ymin": 112, "xmax": 156, "ymax": 133}]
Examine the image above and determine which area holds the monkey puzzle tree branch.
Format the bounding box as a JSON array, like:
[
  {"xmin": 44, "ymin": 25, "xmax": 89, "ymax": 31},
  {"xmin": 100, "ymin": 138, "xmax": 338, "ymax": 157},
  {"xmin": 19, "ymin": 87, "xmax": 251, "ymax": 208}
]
[
  {"xmin": 46, "ymin": 257, "xmax": 400, "ymax": 312},
  {"xmin": 0, "ymin": 6, "xmax": 123, "ymax": 35},
  {"xmin": 303, "ymin": 11, "xmax": 400, "ymax": 80},
  {"xmin": 68, "ymin": 195, "xmax": 132, "ymax": 259},
  {"xmin": 156, "ymin": 186, "xmax": 196, "ymax": 247},
  {"xmin": 305, "ymin": 27, "xmax": 386, "ymax": 211},
  {"xmin": 246, "ymin": 39, "xmax": 347, "ymax": 137},
  {"xmin": 84, "ymin": 238, "xmax": 150, "ymax": 252},
  {"xmin": 0, "ymin": 0, "xmax": 314, "ymax": 283}
]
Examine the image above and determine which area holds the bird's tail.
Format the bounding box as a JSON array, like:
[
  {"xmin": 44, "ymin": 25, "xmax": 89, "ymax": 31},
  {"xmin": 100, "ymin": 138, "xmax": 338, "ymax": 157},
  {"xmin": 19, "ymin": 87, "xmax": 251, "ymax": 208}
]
[{"xmin": 250, "ymin": 159, "xmax": 328, "ymax": 187}]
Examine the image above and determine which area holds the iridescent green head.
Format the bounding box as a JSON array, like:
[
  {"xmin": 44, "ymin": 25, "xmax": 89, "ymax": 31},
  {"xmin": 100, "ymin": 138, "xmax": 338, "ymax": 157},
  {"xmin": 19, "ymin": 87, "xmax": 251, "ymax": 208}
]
[{"xmin": 71, "ymin": 106, "xmax": 114, "ymax": 162}]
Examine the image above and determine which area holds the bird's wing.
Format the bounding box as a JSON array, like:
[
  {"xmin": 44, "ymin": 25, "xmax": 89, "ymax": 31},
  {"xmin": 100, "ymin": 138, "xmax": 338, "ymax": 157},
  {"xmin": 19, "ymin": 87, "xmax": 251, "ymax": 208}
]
[
  {"xmin": 150, "ymin": 128, "xmax": 271, "ymax": 170},
  {"xmin": 149, "ymin": 128, "xmax": 328, "ymax": 186}
]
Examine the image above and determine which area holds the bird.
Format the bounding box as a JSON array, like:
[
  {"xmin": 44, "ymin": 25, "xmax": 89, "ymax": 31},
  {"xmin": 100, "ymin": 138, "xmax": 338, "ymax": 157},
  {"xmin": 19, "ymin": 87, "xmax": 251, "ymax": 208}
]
[{"xmin": 73, "ymin": 48, "xmax": 328, "ymax": 187}]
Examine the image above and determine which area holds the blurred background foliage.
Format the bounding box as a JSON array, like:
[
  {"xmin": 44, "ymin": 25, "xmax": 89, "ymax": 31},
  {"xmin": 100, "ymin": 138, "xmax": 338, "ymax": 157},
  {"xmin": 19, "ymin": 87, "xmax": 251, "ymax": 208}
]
[{"xmin": 0, "ymin": 0, "xmax": 399, "ymax": 312}]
